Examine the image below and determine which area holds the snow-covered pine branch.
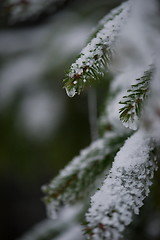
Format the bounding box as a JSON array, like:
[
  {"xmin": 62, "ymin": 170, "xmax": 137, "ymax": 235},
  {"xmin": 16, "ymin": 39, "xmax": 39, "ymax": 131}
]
[
  {"xmin": 119, "ymin": 68, "xmax": 153, "ymax": 131},
  {"xmin": 18, "ymin": 206, "xmax": 83, "ymax": 240},
  {"xmin": 64, "ymin": 1, "xmax": 131, "ymax": 97},
  {"xmin": 90, "ymin": 2, "xmax": 130, "ymax": 39},
  {"xmin": 3, "ymin": 0, "xmax": 70, "ymax": 24},
  {"xmin": 42, "ymin": 132, "xmax": 128, "ymax": 219},
  {"xmin": 85, "ymin": 130, "xmax": 158, "ymax": 240},
  {"xmin": 99, "ymin": 66, "xmax": 151, "ymax": 134}
]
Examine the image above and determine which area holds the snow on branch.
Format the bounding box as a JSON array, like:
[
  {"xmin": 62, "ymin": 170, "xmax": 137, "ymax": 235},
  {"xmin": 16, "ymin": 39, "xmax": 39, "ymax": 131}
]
[
  {"xmin": 18, "ymin": 206, "xmax": 83, "ymax": 240},
  {"xmin": 119, "ymin": 68, "xmax": 153, "ymax": 130},
  {"xmin": 90, "ymin": 1, "xmax": 131, "ymax": 40},
  {"xmin": 42, "ymin": 132, "xmax": 128, "ymax": 219},
  {"xmin": 64, "ymin": 1, "xmax": 131, "ymax": 97},
  {"xmin": 18, "ymin": 219, "xmax": 60, "ymax": 240},
  {"xmin": 85, "ymin": 130, "xmax": 158, "ymax": 240},
  {"xmin": 3, "ymin": 0, "xmax": 70, "ymax": 24}
]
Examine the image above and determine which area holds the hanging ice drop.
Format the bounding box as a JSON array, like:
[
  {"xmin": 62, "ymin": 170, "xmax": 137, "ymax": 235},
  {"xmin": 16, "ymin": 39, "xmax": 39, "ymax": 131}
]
[{"xmin": 65, "ymin": 87, "xmax": 77, "ymax": 97}]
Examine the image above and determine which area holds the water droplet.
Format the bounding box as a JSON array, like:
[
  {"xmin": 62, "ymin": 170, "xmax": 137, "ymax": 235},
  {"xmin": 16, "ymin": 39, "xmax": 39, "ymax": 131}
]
[{"xmin": 65, "ymin": 87, "xmax": 77, "ymax": 97}]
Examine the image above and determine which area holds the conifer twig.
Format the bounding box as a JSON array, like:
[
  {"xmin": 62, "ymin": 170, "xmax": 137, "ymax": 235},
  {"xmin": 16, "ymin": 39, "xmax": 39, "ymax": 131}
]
[
  {"xmin": 119, "ymin": 69, "xmax": 153, "ymax": 130},
  {"xmin": 85, "ymin": 130, "xmax": 158, "ymax": 240},
  {"xmin": 18, "ymin": 206, "xmax": 83, "ymax": 240},
  {"xmin": 2, "ymin": 0, "xmax": 71, "ymax": 24},
  {"xmin": 64, "ymin": 1, "xmax": 131, "ymax": 97},
  {"xmin": 42, "ymin": 132, "xmax": 128, "ymax": 219}
]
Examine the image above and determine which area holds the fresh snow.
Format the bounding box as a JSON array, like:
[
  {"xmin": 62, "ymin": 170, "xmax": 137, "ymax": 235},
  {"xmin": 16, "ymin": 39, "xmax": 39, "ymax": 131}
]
[{"xmin": 86, "ymin": 130, "xmax": 157, "ymax": 240}]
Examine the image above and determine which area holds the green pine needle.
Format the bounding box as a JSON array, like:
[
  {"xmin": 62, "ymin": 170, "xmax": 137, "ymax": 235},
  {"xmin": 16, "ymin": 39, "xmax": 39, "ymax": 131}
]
[{"xmin": 119, "ymin": 69, "xmax": 153, "ymax": 130}]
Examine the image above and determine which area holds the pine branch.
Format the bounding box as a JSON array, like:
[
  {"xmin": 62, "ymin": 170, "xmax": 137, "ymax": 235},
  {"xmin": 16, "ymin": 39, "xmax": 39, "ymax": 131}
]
[
  {"xmin": 64, "ymin": 1, "xmax": 131, "ymax": 97},
  {"xmin": 119, "ymin": 69, "xmax": 153, "ymax": 130},
  {"xmin": 18, "ymin": 219, "xmax": 62, "ymax": 240},
  {"xmin": 42, "ymin": 132, "xmax": 128, "ymax": 219},
  {"xmin": 90, "ymin": 1, "xmax": 130, "ymax": 39},
  {"xmin": 18, "ymin": 206, "xmax": 83, "ymax": 240},
  {"xmin": 85, "ymin": 130, "xmax": 158, "ymax": 240},
  {"xmin": 2, "ymin": 0, "xmax": 71, "ymax": 25}
]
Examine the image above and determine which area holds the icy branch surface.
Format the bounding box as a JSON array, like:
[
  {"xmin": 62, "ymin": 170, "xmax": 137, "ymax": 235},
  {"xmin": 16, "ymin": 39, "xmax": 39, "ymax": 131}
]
[{"xmin": 85, "ymin": 130, "xmax": 157, "ymax": 240}]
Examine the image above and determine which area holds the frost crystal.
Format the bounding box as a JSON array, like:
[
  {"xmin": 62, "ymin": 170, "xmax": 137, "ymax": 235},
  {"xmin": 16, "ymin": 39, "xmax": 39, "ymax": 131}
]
[{"xmin": 85, "ymin": 130, "xmax": 157, "ymax": 240}]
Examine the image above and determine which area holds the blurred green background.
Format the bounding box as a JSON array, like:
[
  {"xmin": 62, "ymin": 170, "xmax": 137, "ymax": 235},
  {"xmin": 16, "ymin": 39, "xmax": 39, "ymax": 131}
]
[{"xmin": 0, "ymin": 0, "xmax": 123, "ymax": 239}]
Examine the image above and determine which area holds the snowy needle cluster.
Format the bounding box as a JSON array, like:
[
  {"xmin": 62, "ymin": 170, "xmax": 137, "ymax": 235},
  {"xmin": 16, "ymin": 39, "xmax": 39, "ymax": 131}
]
[
  {"xmin": 85, "ymin": 130, "xmax": 158, "ymax": 240},
  {"xmin": 119, "ymin": 68, "xmax": 153, "ymax": 130},
  {"xmin": 34, "ymin": 0, "xmax": 160, "ymax": 240},
  {"xmin": 3, "ymin": 0, "xmax": 68, "ymax": 23},
  {"xmin": 64, "ymin": 1, "xmax": 131, "ymax": 97},
  {"xmin": 42, "ymin": 132, "xmax": 128, "ymax": 219}
]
